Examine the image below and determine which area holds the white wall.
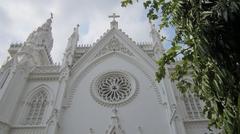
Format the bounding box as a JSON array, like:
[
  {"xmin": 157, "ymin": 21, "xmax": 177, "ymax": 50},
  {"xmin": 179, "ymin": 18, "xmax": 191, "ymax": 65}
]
[{"xmin": 59, "ymin": 54, "xmax": 172, "ymax": 134}]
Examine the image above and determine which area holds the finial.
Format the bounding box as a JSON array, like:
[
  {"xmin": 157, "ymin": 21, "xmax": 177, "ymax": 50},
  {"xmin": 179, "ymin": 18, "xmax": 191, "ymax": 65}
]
[
  {"xmin": 50, "ymin": 12, "xmax": 53, "ymax": 19},
  {"xmin": 75, "ymin": 24, "xmax": 80, "ymax": 31},
  {"xmin": 108, "ymin": 13, "xmax": 120, "ymax": 21},
  {"xmin": 109, "ymin": 13, "xmax": 120, "ymax": 29},
  {"xmin": 149, "ymin": 20, "xmax": 156, "ymax": 29}
]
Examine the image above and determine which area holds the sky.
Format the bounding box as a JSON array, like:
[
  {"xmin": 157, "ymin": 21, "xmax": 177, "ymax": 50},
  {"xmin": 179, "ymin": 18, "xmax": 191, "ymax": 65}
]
[{"xmin": 0, "ymin": 0, "xmax": 174, "ymax": 66}]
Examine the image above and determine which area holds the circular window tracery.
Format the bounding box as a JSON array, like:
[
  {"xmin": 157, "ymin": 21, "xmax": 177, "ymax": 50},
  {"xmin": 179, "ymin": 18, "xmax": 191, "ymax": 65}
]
[{"xmin": 91, "ymin": 71, "xmax": 137, "ymax": 107}]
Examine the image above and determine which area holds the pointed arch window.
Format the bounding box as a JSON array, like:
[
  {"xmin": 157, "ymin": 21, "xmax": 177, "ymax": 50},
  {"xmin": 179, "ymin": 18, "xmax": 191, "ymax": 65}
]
[
  {"xmin": 183, "ymin": 92, "xmax": 204, "ymax": 119},
  {"xmin": 24, "ymin": 89, "xmax": 48, "ymax": 125}
]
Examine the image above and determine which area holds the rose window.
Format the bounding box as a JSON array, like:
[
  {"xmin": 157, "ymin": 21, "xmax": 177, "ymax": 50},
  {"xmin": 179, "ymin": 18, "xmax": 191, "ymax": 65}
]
[
  {"xmin": 91, "ymin": 72, "xmax": 137, "ymax": 107},
  {"xmin": 97, "ymin": 73, "xmax": 131, "ymax": 102}
]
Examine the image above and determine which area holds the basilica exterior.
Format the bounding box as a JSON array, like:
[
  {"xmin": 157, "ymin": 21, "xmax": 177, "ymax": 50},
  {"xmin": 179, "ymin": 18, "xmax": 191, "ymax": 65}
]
[{"xmin": 0, "ymin": 14, "xmax": 220, "ymax": 134}]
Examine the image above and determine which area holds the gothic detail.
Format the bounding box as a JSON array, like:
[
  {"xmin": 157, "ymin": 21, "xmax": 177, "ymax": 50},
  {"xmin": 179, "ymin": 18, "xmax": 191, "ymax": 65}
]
[
  {"xmin": 105, "ymin": 108, "xmax": 125, "ymax": 134},
  {"xmin": 183, "ymin": 92, "xmax": 204, "ymax": 120},
  {"xmin": 23, "ymin": 89, "xmax": 49, "ymax": 125},
  {"xmin": 97, "ymin": 73, "xmax": 131, "ymax": 102},
  {"xmin": 62, "ymin": 24, "xmax": 79, "ymax": 67},
  {"xmin": 26, "ymin": 14, "xmax": 54, "ymax": 53},
  {"xmin": 95, "ymin": 36, "xmax": 134, "ymax": 58},
  {"xmin": 67, "ymin": 53, "xmax": 160, "ymax": 108},
  {"xmin": 28, "ymin": 65, "xmax": 61, "ymax": 80},
  {"xmin": 91, "ymin": 71, "xmax": 138, "ymax": 107}
]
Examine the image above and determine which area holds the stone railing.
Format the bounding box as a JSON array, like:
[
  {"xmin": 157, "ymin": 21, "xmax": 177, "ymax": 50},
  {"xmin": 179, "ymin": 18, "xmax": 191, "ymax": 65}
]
[{"xmin": 10, "ymin": 125, "xmax": 46, "ymax": 134}]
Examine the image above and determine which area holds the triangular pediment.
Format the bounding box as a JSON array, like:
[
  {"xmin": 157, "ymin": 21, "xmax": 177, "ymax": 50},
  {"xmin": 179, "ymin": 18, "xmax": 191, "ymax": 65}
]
[
  {"xmin": 95, "ymin": 36, "xmax": 134, "ymax": 58},
  {"xmin": 71, "ymin": 28, "xmax": 156, "ymax": 73}
]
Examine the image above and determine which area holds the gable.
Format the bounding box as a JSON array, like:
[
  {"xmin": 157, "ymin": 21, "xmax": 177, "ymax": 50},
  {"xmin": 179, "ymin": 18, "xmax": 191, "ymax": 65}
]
[
  {"xmin": 62, "ymin": 27, "xmax": 163, "ymax": 108},
  {"xmin": 71, "ymin": 28, "xmax": 156, "ymax": 75}
]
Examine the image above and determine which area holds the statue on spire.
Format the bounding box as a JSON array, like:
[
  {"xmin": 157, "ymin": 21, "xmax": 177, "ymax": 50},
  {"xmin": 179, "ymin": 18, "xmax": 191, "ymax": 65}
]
[
  {"xmin": 50, "ymin": 12, "xmax": 53, "ymax": 19},
  {"xmin": 150, "ymin": 21, "xmax": 161, "ymax": 45},
  {"xmin": 149, "ymin": 21, "xmax": 165, "ymax": 59}
]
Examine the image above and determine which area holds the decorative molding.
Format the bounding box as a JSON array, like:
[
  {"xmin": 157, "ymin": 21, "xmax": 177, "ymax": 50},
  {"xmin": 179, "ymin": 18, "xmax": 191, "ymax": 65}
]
[
  {"xmin": 71, "ymin": 28, "xmax": 156, "ymax": 76},
  {"xmin": 31, "ymin": 65, "xmax": 60, "ymax": 74},
  {"xmin": 28, "ymin": 75, "xmax": 59, "ymax": 81},
  {"xmin": 152, "ymin": 82, "xmax": 164, "ymax": 105},
  {"xmin": 28, "ymin": 65, "xmax": 60, "ymax": 80},
  {"xmin": 46, "ymin": 108, "xmax": 59, "ymax": 125},
  {"xmin": 95, "ymin": 36, "xmax": 134, "ymax": 58},
  {"xmin": 184, "ymin": 119, "xmax": 209, "ymax": 129}
]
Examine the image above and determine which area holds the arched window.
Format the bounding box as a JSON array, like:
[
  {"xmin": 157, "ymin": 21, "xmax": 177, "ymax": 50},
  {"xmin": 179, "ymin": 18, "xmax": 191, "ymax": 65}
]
[
  {"xmin": 183, "ymin": 92, "xmax": 204, "ymax": 119},
  {"xmin": 24, "ymin": 89, "xmax": 48, "ymax": 125}
]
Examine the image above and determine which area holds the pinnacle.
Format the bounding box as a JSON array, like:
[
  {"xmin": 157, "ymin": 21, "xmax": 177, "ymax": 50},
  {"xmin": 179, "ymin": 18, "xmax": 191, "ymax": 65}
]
[{"xmin": 25, "ymin": 14, "xmax": 54, "ymax": 52}]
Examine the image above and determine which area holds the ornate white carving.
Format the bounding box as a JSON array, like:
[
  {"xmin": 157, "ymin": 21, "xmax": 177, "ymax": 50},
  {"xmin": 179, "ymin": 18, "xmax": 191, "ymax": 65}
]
[
  {"xmin": 95, "ymin": 36, "xmax": 134, "ymax": 58},
  {"xmin": 91, "ymin": 71, "xmax": 138, "ymax": 107},
  {"xmin": 28, "ymin": 65, "xmax": 61, "ymax": 80},
  {"xmin": 97, "ymin": 72, "xmax": 131, "ymax": 102},
  {"xmin": 26, "ymin": 15, "xmax": 53, "ymax": 52},
  {"xmin": 105, "ymin": 108, "xmax": 125, "ymax": 134},
  {"xmin": 31, "ymin": 65, "xmax": 60, "ymax": 74},
  {"xmin": 46, "ymin": 108, "xmax": 59, "ymax": 125},
  {"xmin": 24, "ymin": 90, "xmax": 48, "ymax": 125},
  {"xmin": 63, "ymin": 25, "xmax": 79, "ymax": 67}
]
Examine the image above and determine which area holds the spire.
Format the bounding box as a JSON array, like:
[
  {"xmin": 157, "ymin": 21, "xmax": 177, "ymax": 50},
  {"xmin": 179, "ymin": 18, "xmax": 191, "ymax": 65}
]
[
  {"xmin": 149, "ymin": 21, "xmax": 165, "ymax": 59},
  {"xmin": 65, "ymin": 24, "xmax": 79, "ymax": 52},
  {"xmin": 26, "ymin": 13, "xmax": 54, "ymax": 53},
  {"xmin": 149, "ymin": 21, "xmax": 161, "ymax": 45},
  {"xmin": 109, "ymin": 13, "xmax": 120, "ymax": 29},
  {"xmin": 62, "ymin": 24, "xmax": 79, "ymax": 67}
]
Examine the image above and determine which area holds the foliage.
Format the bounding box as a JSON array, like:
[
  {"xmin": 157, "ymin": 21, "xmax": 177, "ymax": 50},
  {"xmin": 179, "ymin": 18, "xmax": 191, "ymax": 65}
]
[{"xmin": 122, "ymin": 0, "xmax": 240, "ymax": 133}]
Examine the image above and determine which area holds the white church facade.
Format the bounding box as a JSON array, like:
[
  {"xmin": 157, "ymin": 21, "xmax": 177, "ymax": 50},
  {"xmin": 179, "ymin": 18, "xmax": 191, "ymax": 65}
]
[{"xmin": 0, "ymin": 14, "xmax": 220, "ymax": 134}]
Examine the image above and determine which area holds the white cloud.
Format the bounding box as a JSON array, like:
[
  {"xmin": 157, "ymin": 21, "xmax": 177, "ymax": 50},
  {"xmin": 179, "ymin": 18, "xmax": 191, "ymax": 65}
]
[{"xmin": 0, "ymin": 0, "xmax": 158, "ymax": 65}]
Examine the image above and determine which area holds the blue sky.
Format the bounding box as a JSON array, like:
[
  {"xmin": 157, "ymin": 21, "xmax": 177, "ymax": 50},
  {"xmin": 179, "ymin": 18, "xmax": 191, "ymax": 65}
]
[{"xmin": 0, "ymin": 0, "xmax": 174, "ymax": 65}]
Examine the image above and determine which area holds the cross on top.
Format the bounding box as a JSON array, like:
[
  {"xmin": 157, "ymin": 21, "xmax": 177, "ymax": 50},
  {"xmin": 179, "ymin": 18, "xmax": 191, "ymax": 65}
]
[{"xmin": 109, "ymin": 13, "xmax": 120, "ymax": 21}]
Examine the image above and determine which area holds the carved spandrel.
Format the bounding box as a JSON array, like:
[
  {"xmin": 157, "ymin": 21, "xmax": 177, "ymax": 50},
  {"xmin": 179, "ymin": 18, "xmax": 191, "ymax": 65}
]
[{"xmin": 95, "ymin": 37, "xmax": 134, "ymax": 58}]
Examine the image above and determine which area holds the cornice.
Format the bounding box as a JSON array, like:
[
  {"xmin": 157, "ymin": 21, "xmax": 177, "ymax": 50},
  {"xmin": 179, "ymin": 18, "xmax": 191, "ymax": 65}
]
[{"xmin": 28, "ymin": 65, "xmax": 60, "ymax": 81}]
